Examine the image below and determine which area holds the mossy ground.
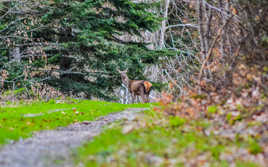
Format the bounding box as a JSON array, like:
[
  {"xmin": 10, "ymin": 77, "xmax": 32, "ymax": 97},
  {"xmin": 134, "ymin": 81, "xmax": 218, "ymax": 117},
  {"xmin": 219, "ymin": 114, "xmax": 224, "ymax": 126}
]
[
  {"xmin": 0, "ymin": 99, "xmax": 151, "ymax": 145},
  {"xmin": 0, "ymin": 100, "xmax": 265, "ymax": 167},
  {"xmin": 75, "ymin": 110, "xmax": 263, "ymax": 167}
]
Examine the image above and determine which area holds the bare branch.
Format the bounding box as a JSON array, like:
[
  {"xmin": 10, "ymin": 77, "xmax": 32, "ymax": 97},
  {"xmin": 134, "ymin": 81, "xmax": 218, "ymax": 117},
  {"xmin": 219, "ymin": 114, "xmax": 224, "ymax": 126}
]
[{"xmin": 166, "ymin": 24, "xmax": 198, "ymax": 29}]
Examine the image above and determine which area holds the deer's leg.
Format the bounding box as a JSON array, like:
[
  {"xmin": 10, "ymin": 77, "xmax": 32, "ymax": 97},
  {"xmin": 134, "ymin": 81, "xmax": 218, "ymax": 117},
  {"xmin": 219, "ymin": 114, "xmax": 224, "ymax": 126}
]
[
  {"xmin": 139, "ymin": 87, "xmax": 147, "ymax": 103},
  {"xmin": 131, "ymin": 92, "xmax": 136, "ymax": 103},
  {"xmin": 145, "ymin": 94, "xmax": 149, "ymax": 103},
  {"xmin": 137, "ymin": 96, "xmax": 140, "ymax": 103}
]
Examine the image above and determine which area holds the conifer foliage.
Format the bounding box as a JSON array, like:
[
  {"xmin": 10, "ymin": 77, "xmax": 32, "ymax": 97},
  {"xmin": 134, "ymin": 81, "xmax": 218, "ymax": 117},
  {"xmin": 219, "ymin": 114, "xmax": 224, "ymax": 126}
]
[{"xmin": 0, "ymin": 0, "xmax": 168, "ymax": 99}]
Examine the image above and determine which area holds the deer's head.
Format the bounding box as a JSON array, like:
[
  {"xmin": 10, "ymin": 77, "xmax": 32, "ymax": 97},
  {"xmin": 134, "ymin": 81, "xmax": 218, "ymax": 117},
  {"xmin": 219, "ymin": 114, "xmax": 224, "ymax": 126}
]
[{"xmin": 117, "ymin": 69, "xmax": 129, "ymax": 86}]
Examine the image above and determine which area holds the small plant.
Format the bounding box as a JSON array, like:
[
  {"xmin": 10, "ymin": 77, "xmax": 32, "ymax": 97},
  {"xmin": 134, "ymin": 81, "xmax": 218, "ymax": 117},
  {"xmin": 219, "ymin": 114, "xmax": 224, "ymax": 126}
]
[
  {"xmin": 169, "ymin": 116, "xmax": 186, "ymax": 127},
  {"xmin": 248, "ymin": 137, "xmax": 263, "ymax": 155},
  {"xmin": 207, "ymin": 105, "xmax": 218, "ymax": 114},
  {"xmin": 226, "ymin": 112, "xmax": 242, "ymax": 125}
]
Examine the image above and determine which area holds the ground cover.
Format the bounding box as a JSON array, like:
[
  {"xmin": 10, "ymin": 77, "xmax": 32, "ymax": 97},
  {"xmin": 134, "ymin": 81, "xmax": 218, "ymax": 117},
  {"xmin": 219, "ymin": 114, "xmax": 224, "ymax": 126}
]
[
  {"xmin": 0, "ymin": 99, "xmax": 151, "ymax": 145},
  {"xmin": 75, "ymin": 109, "xmax": 267, "ymax": 167}
]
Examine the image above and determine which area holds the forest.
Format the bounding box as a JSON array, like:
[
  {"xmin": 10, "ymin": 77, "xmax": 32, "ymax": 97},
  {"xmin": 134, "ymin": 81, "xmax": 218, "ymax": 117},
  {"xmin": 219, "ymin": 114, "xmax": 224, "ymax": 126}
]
[{"xmin": 0, "ymin": 0, "xmax": 267, "ymax": 167}]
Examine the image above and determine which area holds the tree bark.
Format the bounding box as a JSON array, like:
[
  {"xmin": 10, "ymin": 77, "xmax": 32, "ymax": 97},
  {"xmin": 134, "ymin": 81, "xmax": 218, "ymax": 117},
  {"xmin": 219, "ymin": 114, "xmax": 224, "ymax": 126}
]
[
  {"xmin": 197, "ymin": 0, "xmax": 206, "ymax": 60},
  {"xmin": 159, "ymin": 0, "xmax": 170, "ymax": 49}
]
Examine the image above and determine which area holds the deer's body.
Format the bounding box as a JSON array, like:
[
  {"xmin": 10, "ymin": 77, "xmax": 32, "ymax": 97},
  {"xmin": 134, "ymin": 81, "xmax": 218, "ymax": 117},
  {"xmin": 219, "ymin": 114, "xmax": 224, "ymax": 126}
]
[{"xmin": 118, "ymin": 70, "xmax": 152, "ymax": 103}]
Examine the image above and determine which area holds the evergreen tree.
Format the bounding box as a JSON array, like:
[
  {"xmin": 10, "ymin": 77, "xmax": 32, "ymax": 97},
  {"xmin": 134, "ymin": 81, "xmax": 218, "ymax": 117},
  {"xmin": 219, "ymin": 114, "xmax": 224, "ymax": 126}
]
[{"xmin": 0, "ymin": 0, "xmax": 174, "ymax": 99}]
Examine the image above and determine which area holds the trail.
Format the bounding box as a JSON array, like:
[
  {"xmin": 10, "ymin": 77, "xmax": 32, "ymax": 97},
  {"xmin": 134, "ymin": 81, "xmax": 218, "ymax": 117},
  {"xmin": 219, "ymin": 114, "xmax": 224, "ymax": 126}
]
[{"xmin": 0, "ymin": 108, "xmax": 147, "ymax": 167}]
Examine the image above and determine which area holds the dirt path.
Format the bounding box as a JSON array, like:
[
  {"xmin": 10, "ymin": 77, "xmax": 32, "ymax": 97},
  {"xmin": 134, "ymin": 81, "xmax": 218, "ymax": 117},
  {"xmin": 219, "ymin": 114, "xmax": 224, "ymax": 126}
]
[{"xmin": 0, "ymin": 108, "xmax": 147, "ymax": 167}]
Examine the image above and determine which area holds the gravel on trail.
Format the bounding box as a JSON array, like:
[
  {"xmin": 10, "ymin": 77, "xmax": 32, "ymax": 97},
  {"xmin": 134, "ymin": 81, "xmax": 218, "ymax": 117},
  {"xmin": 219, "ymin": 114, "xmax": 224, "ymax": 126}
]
[{"xmin": 0, "ymin": 108, "xmax": 147, "ymax": 167}]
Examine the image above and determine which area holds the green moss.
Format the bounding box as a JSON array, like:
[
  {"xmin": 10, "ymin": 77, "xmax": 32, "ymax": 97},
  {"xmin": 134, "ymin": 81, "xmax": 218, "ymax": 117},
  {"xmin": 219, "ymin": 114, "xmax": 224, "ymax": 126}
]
[
  {"xmin": 236, "ymin": 161, "xmax": 260, "ymax": 167},
  {"xmin": 74, "ymin": 110, "xmax": 262, "ymax": 167},
  {"xmin": 75, "ymin": 121, "xmax": 229, "ymax": 167},
  {"xmin": 226, "ymin": 112, "xmax": 242, "ymax": 125},
  {"xmin": 0, "ymin": 100, "xmax": 151, "ymax": 145},
  {"xmin": 191, "ymin": 94, "xmax": 207, "ymax": 100},
  {"xmin": 169, "ymin": 116, "xmax": 186, "ymax": 127},
  {"xmin": 248, "ymin": 137, "xmax": 263, "ymax": 155},
  {"xmin": 207, "ymin": 105, "xmax": 218, "ymax": 114},
  {"xmin": 263, "ymin": 66, "xmax": 268, "ymax": 72},
  {"xmin": 2, "ymin": 88, "xmax": 26, "ymax": 96},
  {"xmin": 193, "ymin": 120, "xmax": 211, "ymax": 129}
]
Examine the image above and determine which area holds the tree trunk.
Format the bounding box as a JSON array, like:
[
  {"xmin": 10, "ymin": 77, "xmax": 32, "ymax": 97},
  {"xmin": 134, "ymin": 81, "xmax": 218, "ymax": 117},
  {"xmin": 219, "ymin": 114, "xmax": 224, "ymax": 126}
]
[
  {"xmin": 159, "ymin": 0, "xmax": 170, "ymax": 49},
  {"xmin": 197, "ymin": 0, "xmax": 206, "ymax": 60}
]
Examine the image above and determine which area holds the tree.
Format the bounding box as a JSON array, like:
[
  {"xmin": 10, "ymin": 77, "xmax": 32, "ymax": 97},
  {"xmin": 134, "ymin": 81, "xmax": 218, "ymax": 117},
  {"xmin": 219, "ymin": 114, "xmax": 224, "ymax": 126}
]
[{"xmin": 0, "ymin": 0, "xmax": 174, "ymax": 100}]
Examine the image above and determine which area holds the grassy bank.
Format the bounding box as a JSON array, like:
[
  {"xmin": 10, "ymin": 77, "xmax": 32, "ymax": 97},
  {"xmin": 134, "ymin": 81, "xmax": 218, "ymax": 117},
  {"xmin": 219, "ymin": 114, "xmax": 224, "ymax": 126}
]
[
  {"xmin": 0, "ymin": 99, "xmax": 151, "ymax": 145},
  {"xmin": 75, "ymin": 110, "xmax": 264, "ymax": 167}
]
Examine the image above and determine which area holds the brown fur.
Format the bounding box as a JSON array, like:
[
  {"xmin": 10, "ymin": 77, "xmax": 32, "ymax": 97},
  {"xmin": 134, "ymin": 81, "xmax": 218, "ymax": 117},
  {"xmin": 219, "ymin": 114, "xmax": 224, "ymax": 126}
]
[{"xmin": 118, "ymin": 70, "xmax": 152, "ymax": 103}]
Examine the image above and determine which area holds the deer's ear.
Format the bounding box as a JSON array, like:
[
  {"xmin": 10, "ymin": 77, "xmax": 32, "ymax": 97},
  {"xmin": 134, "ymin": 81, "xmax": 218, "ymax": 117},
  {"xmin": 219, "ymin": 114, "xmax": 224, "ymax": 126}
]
[{"xmin": 123, "ymin": 69, "xmax": 128, "ymax": 73}]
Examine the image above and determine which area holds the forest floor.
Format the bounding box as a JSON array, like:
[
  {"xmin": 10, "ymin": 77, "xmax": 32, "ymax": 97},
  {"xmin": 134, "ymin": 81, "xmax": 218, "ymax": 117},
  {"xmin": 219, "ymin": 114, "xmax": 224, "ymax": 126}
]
[
  {"xmin": 0, "ymin": 99, "xmax": 267, "ymax": 167},
  {"xmin": 74, "ymin": 108, "xmax": 268, "ymax": 167}
]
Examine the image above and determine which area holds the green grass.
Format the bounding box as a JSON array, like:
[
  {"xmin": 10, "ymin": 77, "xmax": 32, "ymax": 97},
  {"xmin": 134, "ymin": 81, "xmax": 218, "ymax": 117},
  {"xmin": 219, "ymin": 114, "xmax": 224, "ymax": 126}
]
[
  {"xmin": 74, "ymin": 111, "xmax": 261, "ymax": 167},
  {"xmin": 1, "ymin": 100, "xmax": 262, "ymax": 167},
  {"xmin": 76, "ymin": 128, "xmax": 227, "ymax": 167},
  {"xmin": 0, "ymin": 99, "xmax": 151, "ymax": 145}
]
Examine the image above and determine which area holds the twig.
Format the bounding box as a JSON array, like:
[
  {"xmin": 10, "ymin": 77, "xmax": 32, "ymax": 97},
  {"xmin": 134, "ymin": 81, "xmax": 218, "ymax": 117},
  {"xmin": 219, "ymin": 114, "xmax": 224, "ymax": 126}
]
[{"xmin": 166, "ymin": 24, "xmax": 198, "ymax": 29}]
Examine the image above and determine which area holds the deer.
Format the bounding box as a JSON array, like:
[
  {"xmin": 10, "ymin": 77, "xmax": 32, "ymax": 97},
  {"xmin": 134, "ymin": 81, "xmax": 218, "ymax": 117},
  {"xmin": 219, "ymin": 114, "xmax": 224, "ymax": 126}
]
[{"xmin": 118, "ymin": 69, "xmax": 152, "ymax": 103}]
